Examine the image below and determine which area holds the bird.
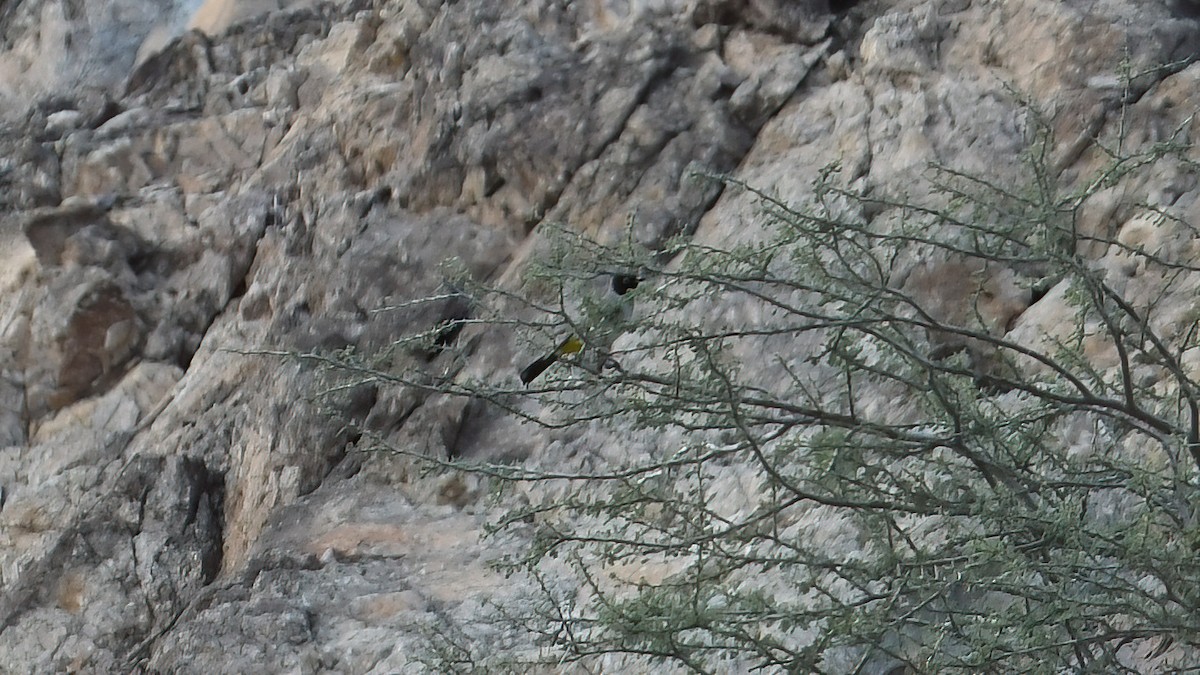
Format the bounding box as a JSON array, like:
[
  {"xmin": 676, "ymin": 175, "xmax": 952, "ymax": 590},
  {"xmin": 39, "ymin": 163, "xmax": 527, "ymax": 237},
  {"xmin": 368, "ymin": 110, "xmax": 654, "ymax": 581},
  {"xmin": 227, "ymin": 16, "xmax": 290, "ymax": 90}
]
[
  {"xmin": 518, "ymin": 334, "xmax": 584, "ymax": 385},
  {"xmin": 519, "ymin": 273, "xmax": 642, "ymax": 385}
]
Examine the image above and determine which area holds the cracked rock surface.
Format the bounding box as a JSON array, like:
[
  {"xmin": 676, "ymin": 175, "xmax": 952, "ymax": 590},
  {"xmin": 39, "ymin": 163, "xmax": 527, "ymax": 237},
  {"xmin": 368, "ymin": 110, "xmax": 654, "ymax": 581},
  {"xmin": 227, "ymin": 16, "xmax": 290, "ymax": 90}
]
[{"xmin": 0, "ymin": 0, "xmax": 1199, "ymax": 671}]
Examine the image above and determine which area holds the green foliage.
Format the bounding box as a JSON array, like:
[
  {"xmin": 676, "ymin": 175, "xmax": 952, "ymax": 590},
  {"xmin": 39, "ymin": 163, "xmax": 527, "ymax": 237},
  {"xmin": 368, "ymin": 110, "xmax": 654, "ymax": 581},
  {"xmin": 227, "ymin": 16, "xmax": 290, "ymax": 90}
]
[{"xmin": 335, "ymin": 94, "xmax": 1200, "ymax": 672}]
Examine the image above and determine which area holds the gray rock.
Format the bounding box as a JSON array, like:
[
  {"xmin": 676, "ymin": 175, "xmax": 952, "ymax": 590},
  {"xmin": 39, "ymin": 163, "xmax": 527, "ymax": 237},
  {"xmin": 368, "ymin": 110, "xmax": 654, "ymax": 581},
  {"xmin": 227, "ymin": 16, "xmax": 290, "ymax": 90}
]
[{"xmin": 0, "ymin": 0, "xmax": 1197, "ymax": 672}]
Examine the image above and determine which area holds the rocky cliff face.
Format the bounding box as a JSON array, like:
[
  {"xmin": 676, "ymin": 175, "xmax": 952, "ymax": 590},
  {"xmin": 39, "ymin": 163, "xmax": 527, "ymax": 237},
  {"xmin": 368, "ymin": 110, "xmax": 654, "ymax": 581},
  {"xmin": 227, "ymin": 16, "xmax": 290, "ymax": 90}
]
[{"xmin": 0, "ymin": 0, "xmax": 1199, "ymax": 672}]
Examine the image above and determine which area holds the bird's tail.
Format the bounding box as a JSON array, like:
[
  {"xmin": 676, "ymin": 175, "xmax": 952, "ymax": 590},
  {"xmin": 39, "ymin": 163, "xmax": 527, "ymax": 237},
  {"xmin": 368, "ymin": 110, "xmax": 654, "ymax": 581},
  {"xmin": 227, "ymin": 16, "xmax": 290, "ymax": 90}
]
[
  {"xmin": 520, "ymin": 335, "xmax": 584, "ymax": 385},
  {"xmin": 519, "ymin": 353, "xmax": 559, "ymax": 385}
]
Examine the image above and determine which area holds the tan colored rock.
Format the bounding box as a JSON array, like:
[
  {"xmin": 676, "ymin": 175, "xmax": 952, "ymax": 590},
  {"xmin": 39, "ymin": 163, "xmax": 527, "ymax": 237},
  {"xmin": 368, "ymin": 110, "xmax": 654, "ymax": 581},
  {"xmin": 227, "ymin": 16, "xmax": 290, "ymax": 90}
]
[
  {"xmin": 188, "ymin": 0, "xmax": 306, "ymax": 37},
  {"xmin": 2, "ymin": 0, "xmax": 1200, "ymax": 671},
  {"xmin": 860, "ymin": 2, "xmax": 940, "ymax": 76},
  {"xmin": 25, "ymin": 278, "xmax": 141, "ymax": 416},
  {"xmin": 902, "ymin": 257, "xmax": 1031, "ymax": 342}
]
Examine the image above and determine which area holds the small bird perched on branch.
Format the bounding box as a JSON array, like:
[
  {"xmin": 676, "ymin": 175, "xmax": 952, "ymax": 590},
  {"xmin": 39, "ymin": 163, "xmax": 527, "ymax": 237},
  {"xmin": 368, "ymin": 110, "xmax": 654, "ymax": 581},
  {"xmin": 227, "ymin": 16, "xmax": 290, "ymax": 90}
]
[{"xmin": 519, "ymin": 273, "xmax": 642, "ymax": 385}]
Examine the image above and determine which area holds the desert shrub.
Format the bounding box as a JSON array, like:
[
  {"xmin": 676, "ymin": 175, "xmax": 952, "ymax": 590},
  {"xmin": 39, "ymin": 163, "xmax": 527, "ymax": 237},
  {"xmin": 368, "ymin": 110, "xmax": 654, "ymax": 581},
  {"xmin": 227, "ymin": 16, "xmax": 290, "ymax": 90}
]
[{"xmin": 310, "ymin": 94, "xmax": 1200, "ymax": 673}]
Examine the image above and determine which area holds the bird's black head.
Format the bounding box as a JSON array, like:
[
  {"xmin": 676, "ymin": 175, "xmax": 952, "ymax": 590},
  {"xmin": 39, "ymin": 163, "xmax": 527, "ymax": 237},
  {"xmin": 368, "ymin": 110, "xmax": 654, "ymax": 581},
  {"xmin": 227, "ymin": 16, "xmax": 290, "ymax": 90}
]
[{"xmin": 612, "ymin": 273, "xmax": 642, "ymax": 296}]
